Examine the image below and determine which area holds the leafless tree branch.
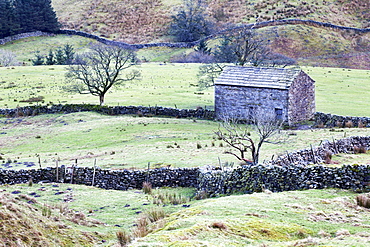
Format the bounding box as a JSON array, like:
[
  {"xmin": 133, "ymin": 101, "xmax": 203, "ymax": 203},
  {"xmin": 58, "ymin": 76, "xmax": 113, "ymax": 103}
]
[{"xmin": 65, "ymin": 44, "xmax": 140, "ymax": 105}]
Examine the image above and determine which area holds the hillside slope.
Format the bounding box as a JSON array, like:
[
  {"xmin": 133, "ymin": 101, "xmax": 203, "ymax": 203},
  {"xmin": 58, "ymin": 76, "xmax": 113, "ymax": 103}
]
[
  {"xmin": 0, "ymin": 192, "xmax": 106, "ymax": 246},
  {"xmin": 50, "ymin": 0, "xmax": 370, "ymax": 68}
]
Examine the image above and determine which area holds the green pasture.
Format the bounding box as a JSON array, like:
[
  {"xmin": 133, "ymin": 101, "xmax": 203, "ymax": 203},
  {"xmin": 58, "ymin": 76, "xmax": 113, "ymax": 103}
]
[
  {"xmin": 0, "ymin": 63, "xmax": 370, "ymax": 169},
  {"xmin": 0, "ymin": 64, "xmax": 369, "ymax": 116},
  {"xmin": 1, "ymin": 34, "xmax": 98, "ymax": 65},
  {"xmin": 2, "ymin": 183, "xmax": 370, "ymax": 246},
  {"xmin": 0, "ymin": 63, "xmax": 213, "ymax": 110},
  {"xmin": 1, "ymin": 111, "xmax": 370, "ymax": 170}
]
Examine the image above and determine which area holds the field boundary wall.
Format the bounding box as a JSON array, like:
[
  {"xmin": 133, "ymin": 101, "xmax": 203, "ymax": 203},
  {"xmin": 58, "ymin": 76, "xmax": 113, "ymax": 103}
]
[{"xmin": 1, "ymin": 136, "xmax": 369, "ymax": 196}]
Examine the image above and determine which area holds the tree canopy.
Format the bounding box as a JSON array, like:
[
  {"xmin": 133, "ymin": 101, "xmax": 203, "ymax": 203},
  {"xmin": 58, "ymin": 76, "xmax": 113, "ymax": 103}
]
[
  {"xmin": 0, "ymin": 0, "xmax": 60, "ymax": 39},
  {"xmin": 169, "ymin": 0, "xmax": 213, "ymax": 42}
]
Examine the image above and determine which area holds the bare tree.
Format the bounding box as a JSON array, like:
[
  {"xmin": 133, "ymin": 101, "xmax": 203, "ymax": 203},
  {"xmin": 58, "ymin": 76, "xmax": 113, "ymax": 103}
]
[
  {"xmin": 214, "ymin": 28, "xmax": 269, "ymax": 66},
  {"xmin": 0, "ymin": 49, "xmax": 19, "ymax": 66},
  {"xmin": 215, "ymin": 111, "xmax": 284, "ymax": 165},
  {"xmin": 65, "ymin": 44, "xmax": 140, "ymax": 105},
  {"xmin": 197, "ymin": 63, "xmax": 225, "ymax": 90}
]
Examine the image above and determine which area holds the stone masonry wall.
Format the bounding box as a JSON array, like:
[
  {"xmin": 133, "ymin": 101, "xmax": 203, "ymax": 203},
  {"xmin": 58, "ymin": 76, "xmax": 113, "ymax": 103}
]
[
  {"xmin": 215, "ymin": 85, "xmax": 289, "ymax": 121},
  {"xmin": 288, "ymin": 71, "xmax": 315, "ymax": 124}
]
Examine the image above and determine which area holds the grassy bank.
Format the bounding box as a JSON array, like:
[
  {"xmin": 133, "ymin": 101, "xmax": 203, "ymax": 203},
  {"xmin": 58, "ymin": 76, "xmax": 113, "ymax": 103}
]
[{"xmin": 2, "ymin": 183, "xmax": 369, "ymax": 246}]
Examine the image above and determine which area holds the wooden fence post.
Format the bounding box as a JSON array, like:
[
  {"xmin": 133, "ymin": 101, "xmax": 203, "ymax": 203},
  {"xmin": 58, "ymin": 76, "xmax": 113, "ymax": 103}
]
[
  {"xmin": 92, "ymin": 159, "xmax": 97, "ymax": 186},
  {"xmin": 56, "ymin": 160, "xmax": 59, "ymax": 182}
]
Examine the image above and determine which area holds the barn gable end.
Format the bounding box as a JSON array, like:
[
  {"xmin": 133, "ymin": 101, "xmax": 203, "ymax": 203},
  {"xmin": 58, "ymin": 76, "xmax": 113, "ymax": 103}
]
[{"xmin": 214, "ymin": 66, "xmax": 315, "ymax": 125}]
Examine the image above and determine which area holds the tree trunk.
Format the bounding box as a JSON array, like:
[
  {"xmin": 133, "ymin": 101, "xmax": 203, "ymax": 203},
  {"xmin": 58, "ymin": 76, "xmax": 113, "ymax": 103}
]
[{"xmin": 99, "ymin": 94, "xmax": 105, "ymax": 105}]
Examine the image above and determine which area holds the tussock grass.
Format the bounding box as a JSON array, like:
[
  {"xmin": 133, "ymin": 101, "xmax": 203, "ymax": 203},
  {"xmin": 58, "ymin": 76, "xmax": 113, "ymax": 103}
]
[
  {"xmin": 3, "ymin": 183, "xmax": 370, "ymax": 246},
  {"xmin": 0, "ymin": 191, "xmax": 106, "ymax": 246}
]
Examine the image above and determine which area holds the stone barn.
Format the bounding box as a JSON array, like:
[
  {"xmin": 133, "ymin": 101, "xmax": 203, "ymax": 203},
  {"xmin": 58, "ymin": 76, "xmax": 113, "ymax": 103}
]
[{"xmin": 214, "ymin": 66, "xmax": 315, "ymax": 125}]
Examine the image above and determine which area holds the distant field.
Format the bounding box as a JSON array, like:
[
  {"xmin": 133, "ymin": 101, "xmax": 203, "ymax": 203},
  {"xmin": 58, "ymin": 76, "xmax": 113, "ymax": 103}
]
[{"xmin": 0, "ymin": 64, "xmax": 369, "ymax": 116}]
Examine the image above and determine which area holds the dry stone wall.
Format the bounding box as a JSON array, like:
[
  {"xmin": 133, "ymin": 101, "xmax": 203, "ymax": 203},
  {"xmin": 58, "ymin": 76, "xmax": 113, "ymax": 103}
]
[
  {"xmin": 2, "ymin": 19, "xmax": 368, "ymax": 47},
  {"xmin": 197, "ymin": 164, "xmax": 370, "ymax": 197},
  {"xmin": 0, "ymin": 167, "xmax": 199, "ymax": 190},
  {"xmin": 0, "ymin": 163, "xmax": 369, "ymax": 197},
  {"xmin": 0, "ymin": 31, "xmax": 53, "ymax": 45},
  {"xmin": 268, "ymin": 136, "xmax": 370, "ymax": 166},
  {"xmin": 1, "ymin": 135, "xmax": 370, "ymax": 196},
  {"xmin": 315, "ymin": 112, "xmax": 370, "ymax": 128},
  {"xmin": 0, "ymin": 104, "xmax": 215, "ymax": 120}
]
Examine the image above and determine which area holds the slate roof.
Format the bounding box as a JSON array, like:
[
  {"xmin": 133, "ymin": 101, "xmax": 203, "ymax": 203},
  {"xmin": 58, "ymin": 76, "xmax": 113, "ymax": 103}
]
[{"xmin": 215, "ymin": 66, "xmax": 302, "ymax": 90}]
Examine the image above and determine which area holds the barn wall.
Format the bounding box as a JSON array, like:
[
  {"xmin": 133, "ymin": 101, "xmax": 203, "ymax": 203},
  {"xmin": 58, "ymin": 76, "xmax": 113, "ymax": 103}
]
[
  {"xmin": 288, "ymin": 71, "xmax": 316, "ymax": 124},
  {"xmin": 215, "ymin": 84, "xmax": 289, "ymax": 121}
]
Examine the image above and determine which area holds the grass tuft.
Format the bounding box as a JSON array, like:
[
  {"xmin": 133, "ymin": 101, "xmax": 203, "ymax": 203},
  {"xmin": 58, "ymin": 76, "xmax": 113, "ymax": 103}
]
[
  {"xmin": 116, "ymin": 230, "xmax": 131, "ymax": 246},
  {"xmin": 142, "ymin": 182, "xmax": 153, "ymax": 195}
]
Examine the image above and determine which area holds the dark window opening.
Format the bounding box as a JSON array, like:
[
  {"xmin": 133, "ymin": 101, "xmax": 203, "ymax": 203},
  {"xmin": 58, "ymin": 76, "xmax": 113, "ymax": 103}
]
[
  {"xmin": 248, "ymin": 107, "xmax": 255, "ymax": 119},
  {"xmin": 275, "ymin": 108, "xmax": 283, "ymax": 120}
]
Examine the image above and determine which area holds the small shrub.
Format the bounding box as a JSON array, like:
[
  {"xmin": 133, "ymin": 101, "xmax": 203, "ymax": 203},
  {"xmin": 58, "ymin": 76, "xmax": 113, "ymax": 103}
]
[
  {"xmin": 132, "ymin": 216, "xmax": 149, "ymax": 238},
  {"xmin": 356, "ymin": 194, "xmax": 370, "ymax": 208},
  {"xmin": 197, "ymin": 143, "xmax": 202, "ymax": 149},
  {"xmin": 142, "ymin": 182, "xmax": 152, "ymax": 195},
  {"xmin": 41, "ymin": 204, "xmax": 52, "ymax": 217},
  {"xmin": 324, "ymin": 151, "xmax": 332, "ymax": 164},
  {"xmin": 152, "ymin": 191, "xmax": 189, "ymax": 205},
  {"xmin": 116, "ymin": 231, "xmax": 131, "ymax": 246}
]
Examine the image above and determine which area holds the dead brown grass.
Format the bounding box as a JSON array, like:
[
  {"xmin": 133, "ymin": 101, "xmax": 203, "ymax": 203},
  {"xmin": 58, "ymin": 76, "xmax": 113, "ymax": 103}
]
[
  {"xmin": 356, "ymin": 194, "xmax": 370, "ymax": 208},
  {"xmin": 0, "ymin": 192, "xmax": 105, "ymax": 246}
]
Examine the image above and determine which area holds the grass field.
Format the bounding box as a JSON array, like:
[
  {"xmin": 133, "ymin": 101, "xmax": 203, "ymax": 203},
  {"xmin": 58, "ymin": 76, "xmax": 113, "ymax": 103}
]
[
  {"xmin": 0, "ymin": 64, "xmax": 369, "ymax": 116},
  {"xmin": 1, "ymin": 63, "xmax": 370, "ymax": 169},
  {"xmin": 2, "ymin": 183, "xmax": 370, "ymax": 246},
  {"xmin": 1, "ymin": 111, "xmax": 370, "ymax": 170}
]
